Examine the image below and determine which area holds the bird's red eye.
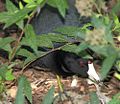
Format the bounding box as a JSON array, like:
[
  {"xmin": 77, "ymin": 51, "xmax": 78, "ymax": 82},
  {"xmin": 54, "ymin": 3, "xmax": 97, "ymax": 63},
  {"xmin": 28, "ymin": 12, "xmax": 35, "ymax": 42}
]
[
  {"xmin": 88, "ymin": 60, "xmax": 92, "ymax": 64},
  {"xmin": 80, "ymin": 61, "xmax": 85, "ymax": 67}
]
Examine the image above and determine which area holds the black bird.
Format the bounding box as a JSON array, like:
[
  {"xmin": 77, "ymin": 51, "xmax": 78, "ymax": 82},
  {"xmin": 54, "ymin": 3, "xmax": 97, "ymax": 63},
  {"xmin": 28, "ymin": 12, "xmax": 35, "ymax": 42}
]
[
  {"xmin": 31, "ymin": 0, "xmax": 100, "ymax": 81},
  {"xmin": 31, "ymin": 50, "xmax": 89, "ymax": 78}
]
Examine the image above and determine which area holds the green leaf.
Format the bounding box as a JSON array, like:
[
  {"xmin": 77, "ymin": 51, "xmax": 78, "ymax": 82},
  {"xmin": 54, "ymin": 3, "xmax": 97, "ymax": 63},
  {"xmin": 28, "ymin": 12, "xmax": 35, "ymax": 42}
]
[
  {"xmin": 37, "ymin": 0, "xmax": 44, "ymax": 4},
  {"xmin": 91, "ymin": 15, "xmax": 111, "ymax": 29},
  {"xmin": 108, "ymin": 93, "xmax": 120, "ymax": 104},
  {"xmin": 4, "ymin": 7, "xmax": 33, "ymax": 28},
  {"xmin": 55, "ymin": 0, "xmax": 68, "ymax": 17},
  {"xmin": 45, "ymin": 33, "xmax": 67, "ymax": 43},
  {"xmin": 42, "ymin": 85, "xmax": 55, "ymax": 104},
  {"xmin": 47, "ymin": 0, "xmax": 68, "ymax": 17},
  {"xmin": 23, "ymin": 56, "xmax": 37, "ymax": 66},
  {"xmin": 54, "ymin": 26, "xmax": 86, "ymax": 39},
  {"xmin": 19, "ymin": 1, "xmax": 24, "ymax": 9},
  {"xmin": 47, "ymin": 0, "xmax": 57, "ymax": 8},
  {"xmin": 112, "ymin": 1, "xmax": 120, "ymax": 14},
  {"xmin": 23, "ymin": 0, "xmax": 34, "ymax": 3},
  {"xmin": 24, "ymin": 76, "xmax": 32, "ymax": 103},
  {"xmin": 75, "ymin": 42, "xmax": 88, "ymax": 53},
  {"xmin": 100, "ymin": 54, "xmax": 117, "ymax": 80},
  {"xmin": 104, "ymin": 24, "xmax": 114, "ymax": 45},
  {"xmin": 61, "ymin": 44, "xmax": 78, "ymax": 54},
  {"xmin": 0, "ymin": 37, "xmax": 15, "ymax": 47},
  {"xmin": 114, "ymin": 72, "xmax": 120, "ymax": 80},
  {"xmin": 37, "ymin": 35, "xmax": 53, "ymax": 48},
  {"xmin": 89, "ymin": 91, "xmax": 100, "ymax": 104},
  {"xmin": 89, "ymin": 45, "xmax": 108, "ymax": 57},
  {"xmin": 23, "ymin": 50, "xmax": 46, "ymax": 66},
  {"xmin": 5, "ymin": 69, "xmax": 15, "ymax": 81},
  {"xmin": 16, "ymin": 20, "xmax": 24, "ymax": 29},
  {"xmin": 16, "ymin": 49, "xmax": 35, "ymax": 58},
  {"xmin": 0, "ymin": 82, "xmax": 5, "ymax": 93},
  {"xmin": 22, "ymin": 24, "xmax": 38, "ymax": 54},
  {"xmin": 0, "ymin": 64, "xmax": 8, "ymax": 80},
  {"xmin": 0, "ymin": 12, "xmax": 11, "ymax": 23},
  {"xmin": 2, "ymin": 44, "xmax": 12, "ymax": 53},
  {"xmin": 89, "ymin": 45, "xmax": 116, "ymax": 57},
  {"xmin": 6, "ymin": 0, "xmax": 18, "ymax": 13},
  {"xmin": 15, "ymin": 76, "xmax": 25, "ymax": 104},
  {"xmin": 15, "ymin": 75, "xmax": 32, "ymax": 104},
  {"xmin": 17, "ymin": 49, "xmax": 46, "ymax": 66},
  {"xmin": 0, "ymin": 37, "xmax": 15, "ymax": 53}
]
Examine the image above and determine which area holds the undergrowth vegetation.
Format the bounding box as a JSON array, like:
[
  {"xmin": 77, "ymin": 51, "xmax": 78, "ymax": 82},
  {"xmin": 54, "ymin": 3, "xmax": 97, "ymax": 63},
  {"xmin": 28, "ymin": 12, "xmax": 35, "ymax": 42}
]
[{"xmin": 0, "ymin": 0, "xmax": 120, "ymax": 103}]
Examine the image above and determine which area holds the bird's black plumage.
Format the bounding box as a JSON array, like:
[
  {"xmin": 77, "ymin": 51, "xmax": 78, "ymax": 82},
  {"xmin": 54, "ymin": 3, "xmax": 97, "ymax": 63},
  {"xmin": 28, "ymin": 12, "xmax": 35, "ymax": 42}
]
[
  {"xmin": 31, "ymin": 50, "xmax": 89, "ymax": 78},
  {"xmin": 31, "ymin": 0, "xmax": 90, "ymax": 77}
]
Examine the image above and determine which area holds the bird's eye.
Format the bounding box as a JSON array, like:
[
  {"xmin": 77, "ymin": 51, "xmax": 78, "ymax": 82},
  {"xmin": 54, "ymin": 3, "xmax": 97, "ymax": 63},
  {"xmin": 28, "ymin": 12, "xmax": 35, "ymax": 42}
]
[
  {"xmin": 79, "ymin": 61, "xmax": 85, "ymax": 67},
  {"xmin": 88, "ymin": 60, "xmax": 93, "ymax": 64}
]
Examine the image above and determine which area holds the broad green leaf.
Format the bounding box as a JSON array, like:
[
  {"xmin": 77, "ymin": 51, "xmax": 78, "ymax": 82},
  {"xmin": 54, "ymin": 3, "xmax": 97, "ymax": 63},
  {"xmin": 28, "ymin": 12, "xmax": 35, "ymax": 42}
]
[
  {"xmin": 5, "ymin": 69, "xmax": 15, "ymax": 81},
  {"xmin": 54, "ymin": 26, "xmax": 86, "ymax": 39},
  {"xmin": 4, "ymin": 7, "xmax": 33, "ymax": 28},
  {"xmin": 0, "ymin": 37, "xmax": 15, "ymax": 53},
  {"xmin": 115, "ymin": 60, "xmax": 120, "ymax": 72},
  {"xmin": 100, "ymin": 54, "xmax": 117, "ymax": 80},
  {"xmin": 89, "ymin": 45, "xmax": 116, "ymax": 57},
  {"xmin": 16, "ymin": 48, "xmax": 37, "ymax": 66},
  {"xmin": 37, "ymin": 0, "xmax": 44, "ymax": 4},
  {"xmin": 114, "ymin": 72, "xmax": 120, "ymax": 80},
  {"xmin": 2, "ymin": 44, "xmax": 12, "ymax": 53},
  {"xmin": 22, "ymin": 24, "xmax": 38, "ymax": 54},
  {"xmin": 0, "ymin": 12, "xmax": 11, "ymax": 23},
  {"xmin": 104, "ymin": 23, "xmax": 114, "ymax": 45},
  {"xmin": 89, "ymin": 45, "xmax": 108, "ymax": 57},
  {"xmin": 37, "ymin": 35, "xmax": 53, "ymax": 48},
  {"xmin": 45, "ymin": 33, "xmax": 67, "ymax": 42},
  {"xmin": 75, "ymin": 42, "xmax": 88, "ymax": 53},
  {"xmin": 23, "ymin": 51, "xmax": 46, "ymax": 66},
  {"xmin": 24, "ymin": 76, "xmax": 32, "ymax": 103},
  {"xmin": 91, "ymin": 16, "xmax": 104, "ymax": 28},
  {"xmin": 25, "ymin": 2, "xmax": 37, "ymax": 8},
  {"xmin": 61, "ymin": 44, "xmax": 79, "ymax": 54},
  {"xmin": 23, "ymin": 0, "xmax": 34, "ymax": 3},
  {"xmin": 108, "ymin": 93, "xmax": 120, "ymax": 104},
  {"xmin": 23, "ymin": 56, "xmax": 37, "ymax": 66},
  {"xmin": 56, "ymin": 0, "xmax": 68, "ymax": 17},
  {"xmin": 19, "ymin": 1, "xmax": 24, "ymax": 9},
  {"xmin": 0, "ymin": 64, "xmax": 8, "ymax": 80},
  {"xmin": 16, "ymin": 20, "xmax": 24, "ymax": 29},
  {"xmin": 15, "ymin": 75, "xmax": 32, "ymax": 104},
  {"xmin": 17, "ymin": 49, "xmax": 46, "ymax": 66},
  {"xmin": 6, "ymin": 0, "xmax": 18, "ymax": 13},
  {"xmin": 91, "ymin": 15, "xmax": 111, "ymax": 29},
  {"xmin": 16, "ymin": 48, "xmax": 36, "ymax": 58},
  {"xmin": 0, "ymin": 82, "xmax": 5, "ymax": 93},
  {"xmin": 15, "ymin": 76, "xmax": 25, "ymax": 104},
  {"xmin": 47, "ymin": 0, "xmax": 68, "ymax": 17},
  {"xmin": 89, "ymin": 91, "xmax": 100, "ymax": 104},
  {"xmin": 0, "ymin": 37, "xmax": 15, "ymax": 48},
  {"xmin": 42, "ymin": 86, "xmax": 55, "ymax": 104},
  {"xmin": 114, "ymin": 14, "xmax": 120, "ymax": 25},
  {"xmin": 112, "ymin": 1, "xmax": 120, "ymax": 14},
  {"xmin": 47, "ymin": 0, "xmax": 57, "ymax": 8}
]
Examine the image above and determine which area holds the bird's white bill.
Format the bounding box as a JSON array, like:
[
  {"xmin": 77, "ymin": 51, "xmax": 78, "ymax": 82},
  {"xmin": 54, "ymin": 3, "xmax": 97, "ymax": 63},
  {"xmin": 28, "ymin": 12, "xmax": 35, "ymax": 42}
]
[{"xmin": 87, "ymin": 63, "xmax": 101, "ymax": 84}]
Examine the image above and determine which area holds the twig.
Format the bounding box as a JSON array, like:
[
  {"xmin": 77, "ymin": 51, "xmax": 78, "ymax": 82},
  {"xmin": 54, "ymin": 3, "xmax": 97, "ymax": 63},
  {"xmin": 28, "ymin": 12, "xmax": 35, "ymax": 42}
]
[
  {"xmin": 20, "ymin": 42, "xmax": 73, "ymax": 74},
  {"xmin": 9, "ymin": 11, "xmax": 36, "ymax": 63}
]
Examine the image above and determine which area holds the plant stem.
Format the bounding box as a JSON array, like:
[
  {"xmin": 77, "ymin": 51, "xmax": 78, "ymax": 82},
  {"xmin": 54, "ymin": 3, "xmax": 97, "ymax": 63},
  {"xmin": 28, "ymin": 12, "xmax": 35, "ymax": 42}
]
[{"xmin": 9, "ymin": 12, "xmax": 36, "ymax": 63}]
